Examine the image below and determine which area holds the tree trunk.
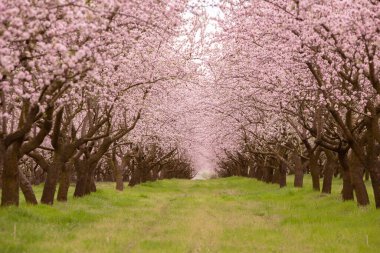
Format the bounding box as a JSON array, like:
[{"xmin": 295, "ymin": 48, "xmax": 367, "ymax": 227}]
[
  {"xmin": 338, "ymin": 151, "xmax": 354, "ymax": 201},
  {"xmin": 264, "ymin": 166, "xmax": 273, "ymax": 183},
  {"xmin": 279, "ymin": 162, "xmax": 287, "ymax": 188},
  {"xmin": 255, "ymin": 166, "xmax": 264, "ymax": 181},
  {"xmin": 128, "ymin": 167, "xmax": 140, "ymax": 187},
  {"xmin": 115, "ymin": 171, "xmax": 124, "ymax": 191},
  {"xmin": 1, "ymin": 143, "xmax": 21, "ymax": 206},
  {"xmin": 41, "ymin": 153, "xmax": 63, "ymax": 205},
  {"xmin": 57, "ymin": 164, "xmax": 71, "ymax": 202},
  {"xmin": 322, "ymin": 150, "xmax": 335, "ymax": 194},
  {"xmin": 85, "ymin": 168, "xmax": 97, "ymax": 194},
  {"xmin": 272, "ymin": 167, "xmax": 279, "ymax": 184},
  {"xmin": 74, "ymin": 160, "xmax": 88, "ymax": 198},
  {"xmin": 90, "ymin": 176, "xmax": 96, "ymax": 192},
  {"xmin": 74, "ymin": 160, "xmax": 90, "ymax": 197},
  {"xmin": 309, "ymin": 150, "xmax": 321, "ymax": 191},
  {"xmin": 351, "ymin": 170, "xmax": 370, "ymax": 206},
  {"xmin": 19, "ymin": 168, "xmax": 37, "ymax": 204},
  {"xmin": 322, "ymin": 165, "xmax": 334, "ymax": 194},
  {"xmin": 349, "ymin": 152, "xmax": 370, "ymax": 206},
  {"xmin": 152, "ymin": 167, "xmax": 159, "ymax": 181},
  {"xmin": 366, "ymin": 111, "xmax": 380, "ymax": 208},
  {"xmin": 342, "ymin": 169, "xmax": 354, "ymax": 200},
  {"xmin": 74, "ymin": 171, "xmax": 87, "ymax": 197},
  {"xmin": 114, "ymin": 164, "xmax": 124, "ymax": 191},
  {"xmin": 293, "ymin": 153, "xmax": 303, "ymax": 188},
  {"xmin": 109, "ymin": 151, "xmax": 124, "ymax": 191},
  {"xmin": 368, "ymin": 160, "xmax": 380, "ymax": 209},
  {"xmin": 294, "ymin": 170, "xmax": 304, "ymax": 187},
  {"xmin": 0, "ymin": 143, "xmax": 3, "ymax": 189}
]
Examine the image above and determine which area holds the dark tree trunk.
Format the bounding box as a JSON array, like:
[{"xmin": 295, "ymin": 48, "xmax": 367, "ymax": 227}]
[
  {"xmin": 293, "ymin": 153, "xmax": 303, "ymax": 188},
  {"xmin": 294, "ymin": 171, "xmax": 304, "ymax": 187},
  {"xmin": 279, "ymin": 162, "xmax": 287, "ymax": 188},
  {"xmin": 255, "ymin": 166, "xmax": 264, "ymax": 181},
  {"xmin": 115, "ymin": 170, "xmax": 124, "ymax": 191},
  {"xmin": 366, "ymin": 114, "xmax": 380, "ymax": 208},
  {"xmin": 74, "ymin": 158, "xmax": 85, "ymax": 197},
  {"xmin": 368, "ymin": 161, "xmax": 380, "ymax": 209},
  {"xmin": 338, "ymin": 152, "xmax": 354, "ymax": 201},
  {"xmin": 90, "ymin": 177, "xmax": 96, "ymax": 192},
  {"xmin": 84, "ymin": 168, "xmax": 96, "ymax": 194},
  {"xmin": 264, "ymin": 166, "xmax": 273, "ymax": 183},
  {"xmin": 272, "ymin": 167, "xmax": 279, "ymax": 184},
  {"xmin": 0, "ymin": 143, "xmax": 3, "ymax": 189},
  {"xmin": 57, "ymin": 165, "xmax": 71, "ymax": 202},
  {"xmin": 342, "ymin": 169, "xmax": 354, "ymax": 200},
  {"xmin": 1, "ymin": 143, "xmax": 21, "ymax": 206},
  {"xmin": 351, "ymin": 170, "xmax": 370, "ymax": 206},
  {"xmin": 322, "ymin": 165, "xmax": 334, "ymax": 194},
  {"xmin": 74, "ymin": 162, "xmax": 88, "ymax": 198},
  {"xmin": 74, "ymin": 175, "xmax": 86, "ymax": 197},
  {"xmin": 141, "ymin": 165, "xmax": 151, "ymax": 183},
  {"xmin": 114, "ymin": 163, "xmax": 124, "ymax": 191},
  {"xmin": 41, "ymin": 154, "xmax": 63, "ymax": 204},
  {"xmin": 109, "ymin": 150, "xmax": 124, "ymax": 191},
  {"xmin": 309, "ymin": 150, "xmax": 321, "ymax": 191},
  {"xmin": 19, "ymin": 168, "xmax": 37, "ymax": 205},
  {"xmin": 349, "ymin": 152, "xmax": 369, "ymax": 206},
  {"xmin": 322, "ymin": 150, "xmax": 335, "ymax": 194},
  {"xmin": 152, "ymin": 167, "xmax": 159, "ymax": 181},
  {"xmin": 128, "ymin": 168, "xmax": 139, "ymax": 187},
  {"xmin": 310, "ymin": 169, "xmax": 320, "ymax": 191}
]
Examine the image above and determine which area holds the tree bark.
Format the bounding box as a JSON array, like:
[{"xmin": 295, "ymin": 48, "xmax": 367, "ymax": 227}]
[
  {"xmin": 322, "ymin": 165, "xmax": 334, "ymax": 194},
  {"xmin": 369, "ymin": 165, "xmax": 380, "ymax": 208},
  {"xmin": 0, "ymin": 143, "xmax": 3, "ymax": 189},
  {"xmin": 41, "ymin": 109, "xmax": 64, "ymax": 205},
  {"xmin": 255, "ymin": 166, "xmax": 264, "ymax": 181},
  {"xmin": 342, "ymin": 169, "xmax": 354, "ymax": 200},
  {"xmin": 349, "ymin": 152, "xmax": 370, "ymax": 206},
  {"xmin": 272, "ymin": 167, "xmax": 279, "ymax": 184},
  {"xmin": 74, "ymin": 171, "xmax": 87, "ymax": 197},
  {"xmin": 279, "ymin": 161, "xmax": 287, "ymax": 188},
  {"xmin": 111, "ymin": 157, "xmax": 124, "ymax": 191},
  {"xmin": 293, "ymin": 153, "xmax": 303, "ymax": 188},
  {"xmin": 41, "ymin": 153, "xmax": 63, "ymax": 204},
  {"xmin": 309, "ymin": 148, "xmax": 322, "ymax": 191},
  {"xmin": 128, "ymin": 165, "xmax": 140, "ymax": 187},
  {"xmin": 74, "ymin": 160, "xmax": 88, "ymax": 197},
  {"xmin": 1, "ymin": 143, "xmax": 21, "ymax": 206},
  {"xmin": 84, "ymin": 168, "xmax": 96, "ymax": 195},
  {"xmin": 115, "ymin": 168, "xmax": 124, "ymax": 191},
  {"xmin": 264, "ymin": 166, "xmax": 274, "ymax": 183},
  {"xmin": 366, "ymin": 123, "xmax": 380, "ymax": 208},
  {"xmin": 19, "ymin": 168, "xmax": 38, "ymax": 204},
  {"xmin": 57, "ymin": 164, "xmax": 71, "ymax": 202},
  {"xmin": 322, "ymin": 150, "xmax": 335, "ymax": 194},
  {"xmin": 338, "ymin": 151, "xmax": 354, "ymax": 201}
]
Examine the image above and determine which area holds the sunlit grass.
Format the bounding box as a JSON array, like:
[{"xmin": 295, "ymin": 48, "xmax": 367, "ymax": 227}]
[{"xmin": 0, "ymin": 176, "xmax": 379, "ymax": 253}]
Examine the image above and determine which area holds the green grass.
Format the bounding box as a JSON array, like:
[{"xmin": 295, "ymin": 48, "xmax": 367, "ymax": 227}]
[{"xmin": 0, "ymin": 176, "xmax": 379, "ymax": 253}]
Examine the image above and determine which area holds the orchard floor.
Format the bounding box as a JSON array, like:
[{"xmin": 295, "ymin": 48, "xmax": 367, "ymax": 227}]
[{"xmin": 0, "ymin": 176, "xmax": 379, "ymax": 253}]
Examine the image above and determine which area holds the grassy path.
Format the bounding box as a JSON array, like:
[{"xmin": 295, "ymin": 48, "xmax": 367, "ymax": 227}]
[{"xmin": 0, "ymin": 177, "xmax": 379, "ymax": 253}]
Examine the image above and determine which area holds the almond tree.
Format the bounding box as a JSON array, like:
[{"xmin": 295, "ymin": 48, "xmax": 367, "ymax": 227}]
[{"xmin": 0, "ymin": 0, "xmax": 189, "ymax": 206}]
